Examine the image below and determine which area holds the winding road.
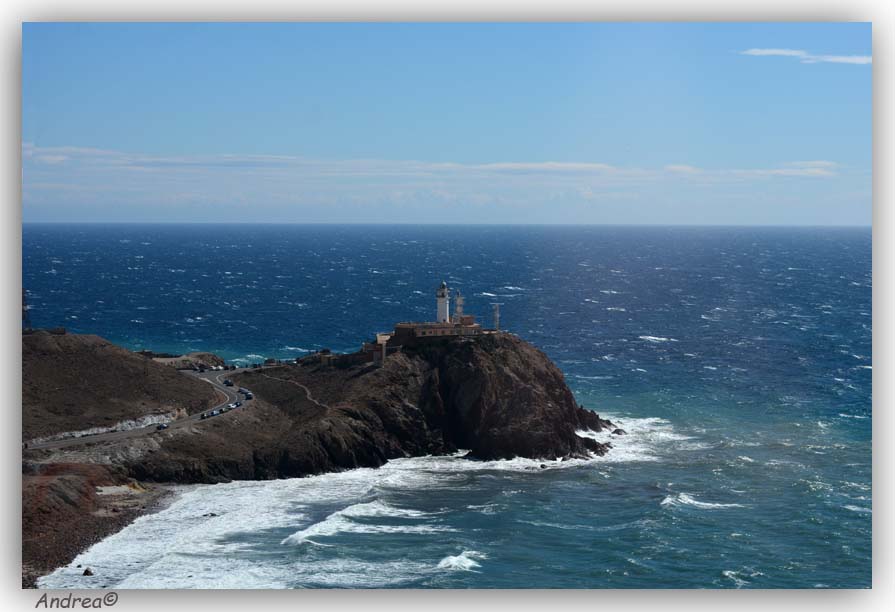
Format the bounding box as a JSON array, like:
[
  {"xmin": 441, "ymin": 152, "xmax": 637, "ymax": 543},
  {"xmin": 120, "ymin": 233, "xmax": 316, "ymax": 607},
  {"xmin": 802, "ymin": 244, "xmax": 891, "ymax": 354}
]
[{"xmin": 27, "ymin": 369, "xmax": 248, "ymax": 451}]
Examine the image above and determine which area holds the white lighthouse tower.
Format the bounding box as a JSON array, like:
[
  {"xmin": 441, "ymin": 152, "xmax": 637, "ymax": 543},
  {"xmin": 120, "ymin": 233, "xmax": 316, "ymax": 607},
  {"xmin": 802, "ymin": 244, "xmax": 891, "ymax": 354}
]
[{"xmin": 436, "ymin": 281, "xmax": 451, "ymax": 323}]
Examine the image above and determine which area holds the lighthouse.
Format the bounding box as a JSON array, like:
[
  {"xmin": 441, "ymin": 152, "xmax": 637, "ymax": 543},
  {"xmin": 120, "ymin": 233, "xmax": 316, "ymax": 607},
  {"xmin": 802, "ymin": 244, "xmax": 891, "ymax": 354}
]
[{"xmin": 436, "ymin": 281, "xmax": 451, "ymax": 323}]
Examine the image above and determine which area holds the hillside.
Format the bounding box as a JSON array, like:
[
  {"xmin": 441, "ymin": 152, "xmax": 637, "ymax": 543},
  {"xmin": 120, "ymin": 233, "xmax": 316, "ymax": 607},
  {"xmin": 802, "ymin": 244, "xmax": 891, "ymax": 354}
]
[{"xmin": 22, "ymin": 331, "xmax": 218, "ymax": 440}]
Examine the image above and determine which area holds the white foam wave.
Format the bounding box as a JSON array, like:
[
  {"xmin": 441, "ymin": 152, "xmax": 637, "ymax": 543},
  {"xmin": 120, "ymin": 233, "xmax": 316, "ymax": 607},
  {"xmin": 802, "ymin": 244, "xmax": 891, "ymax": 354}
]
[
  {"xmin": 575, "ymin": 416, "xmax": 692, "ymax": 463},
  {"xmin": 281, "ymin": 500, "xmax": 448, "ymax": 546},
  {"xmin": 661, "ymin": 493, "xmax": 745, "ymax": 510},
  {"xmin": 722, "ymin": 570, "xmax": 748, "ymax": 588},
  {"xmin": 38, "ymin": 414, "xmax": 684, "ymax": 589},
  {"xmin": 638, "ymin": 335, "xmax": 678, "ymax": 343},
  {"xmin": 437, "ymin": 550, "xmax": 487, "ymax": 571},
  {"xmin": 843, "ymin": 505, "xmax": 871, "ymax": 514}
]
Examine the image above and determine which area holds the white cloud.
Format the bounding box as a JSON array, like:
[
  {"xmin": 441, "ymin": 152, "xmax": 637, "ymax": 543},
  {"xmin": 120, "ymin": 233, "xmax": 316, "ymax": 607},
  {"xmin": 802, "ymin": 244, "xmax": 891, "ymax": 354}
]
[
  {"xmin": 664, "ymin": 161, "xmax": 839, "ymax": 179},
  {"xmin": 21, "ymin": 143, "xmax": 845, "ymax": 218},
  {"xmin": 788, "ymin": 160, "xmax": 838, "ymax": 168},
  {"xmin": 33, "ymin": 155, "xmax": 68, "ymax": 164},
  {"xmin": 23, "ymin": 144, "xmax": 838, "ymax": 182},
  {"xmin": 664, "ymin": 164, "xmax": 703, "ymax": 174},
  {"xmin": 742, "ymin": 48, "xmax": 809, "ymax": 58},
  {"xmin": 740, "ymin": 48, "xmax": 871, "ymax": 65}
]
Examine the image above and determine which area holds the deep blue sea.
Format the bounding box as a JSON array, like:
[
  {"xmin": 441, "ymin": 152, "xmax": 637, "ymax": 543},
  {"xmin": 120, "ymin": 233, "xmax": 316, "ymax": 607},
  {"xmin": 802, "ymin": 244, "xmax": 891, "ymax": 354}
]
[{"xmin": 25, "ymin": 224, "xmax": 871, "ymax": 589}]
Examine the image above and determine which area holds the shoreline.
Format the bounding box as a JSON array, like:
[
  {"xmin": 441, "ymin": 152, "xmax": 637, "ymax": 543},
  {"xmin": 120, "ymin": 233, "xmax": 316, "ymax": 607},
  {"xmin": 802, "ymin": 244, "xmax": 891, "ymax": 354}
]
[
  {"xmin": 23, "ymin": 331, "xmax": 615, "ymax": 587},
  {"xmin": 23, "ymin": 479, "xmax": 177, "ymax": 589},
  {"xmin": 26, "ymin": 435, "xmax": 616, "ymax": 589}
]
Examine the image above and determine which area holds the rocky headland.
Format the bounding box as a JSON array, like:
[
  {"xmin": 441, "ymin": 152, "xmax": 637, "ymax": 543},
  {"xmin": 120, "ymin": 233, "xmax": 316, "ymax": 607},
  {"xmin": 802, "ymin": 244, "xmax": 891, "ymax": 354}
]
[{"xmin": 22, "ymin": 330, "xmax": 614, "ymax": 585}]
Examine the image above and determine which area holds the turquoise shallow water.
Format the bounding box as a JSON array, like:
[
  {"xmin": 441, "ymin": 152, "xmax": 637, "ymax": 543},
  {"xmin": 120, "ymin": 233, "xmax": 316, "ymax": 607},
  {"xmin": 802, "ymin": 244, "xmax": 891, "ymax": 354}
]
[{"xmin": 25, "ymin": 224, "xmax": 871, "ymax": 588}]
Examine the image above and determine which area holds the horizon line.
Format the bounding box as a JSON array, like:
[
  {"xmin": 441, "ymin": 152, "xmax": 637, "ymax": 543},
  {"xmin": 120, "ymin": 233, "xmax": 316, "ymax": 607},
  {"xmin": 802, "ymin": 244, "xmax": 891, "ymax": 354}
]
[{"xmin": 21, "ymin": 221, "xmax": 872, "ymax": 229}]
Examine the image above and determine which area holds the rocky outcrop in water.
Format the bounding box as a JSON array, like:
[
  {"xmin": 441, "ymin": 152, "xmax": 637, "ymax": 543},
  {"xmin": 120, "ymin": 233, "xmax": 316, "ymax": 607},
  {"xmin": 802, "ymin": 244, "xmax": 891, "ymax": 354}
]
[{"xmin": 381, "ymin": 332, "xmax": 612, "ymax": 460}]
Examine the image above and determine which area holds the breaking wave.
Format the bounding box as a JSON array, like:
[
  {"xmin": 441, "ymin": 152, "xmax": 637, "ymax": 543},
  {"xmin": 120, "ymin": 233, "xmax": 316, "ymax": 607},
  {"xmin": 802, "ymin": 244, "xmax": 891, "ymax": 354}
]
[
  {"xmin": 661, "ymin": 493, "xmax": 745, "ymax": 510},
  {"xmin": 281, "ymin": 500, "xmax": 451, "ymax": 546},
  {"xmin": 638, "ymin": 335, "xmax": 678, "ymax": 343},
  {"xmin": 575, "ymin": 416, "xmax": 694, "ymax": 463},
  {"xmin": 437, "ymin": 550, "xmax": 487, "ymax": 571}
]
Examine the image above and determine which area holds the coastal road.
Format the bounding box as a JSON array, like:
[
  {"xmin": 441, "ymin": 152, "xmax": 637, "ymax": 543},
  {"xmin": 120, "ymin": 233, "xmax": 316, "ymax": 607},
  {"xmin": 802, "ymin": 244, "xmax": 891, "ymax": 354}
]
[{"xmin": 26, "ymin": 369, "xmax": 252, "ymax": 451}]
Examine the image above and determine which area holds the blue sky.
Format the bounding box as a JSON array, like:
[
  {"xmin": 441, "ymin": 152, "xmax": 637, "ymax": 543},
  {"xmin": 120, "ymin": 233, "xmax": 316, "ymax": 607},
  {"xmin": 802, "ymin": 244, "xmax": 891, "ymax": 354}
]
[{"xmin": 22, "ymin": 22, "xmax": 872, "ymax": 224}]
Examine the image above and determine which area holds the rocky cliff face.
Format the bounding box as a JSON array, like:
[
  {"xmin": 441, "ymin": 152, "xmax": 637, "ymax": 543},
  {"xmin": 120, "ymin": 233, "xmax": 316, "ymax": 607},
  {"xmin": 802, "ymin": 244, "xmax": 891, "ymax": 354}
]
[
  {"xmin": 126, "ymin": 333, "xmax": 613, "ymax": 484},
  {"xmin": 401, "ymin": 333, "xmax": 611, "ymax": 459}
]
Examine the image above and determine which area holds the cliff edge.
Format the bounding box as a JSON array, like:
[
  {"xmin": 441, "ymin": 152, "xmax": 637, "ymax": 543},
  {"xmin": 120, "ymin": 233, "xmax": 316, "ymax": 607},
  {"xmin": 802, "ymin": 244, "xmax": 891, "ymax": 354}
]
[{"xmin": 127, "ymin": 333, "xmax": 613, "ymax": 483}]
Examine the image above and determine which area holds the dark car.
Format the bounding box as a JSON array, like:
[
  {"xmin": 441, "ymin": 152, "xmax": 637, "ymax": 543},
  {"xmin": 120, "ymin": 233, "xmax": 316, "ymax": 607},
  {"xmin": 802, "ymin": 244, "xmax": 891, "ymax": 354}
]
[
  {"xmin": 224, "ymin": 379, "xmax": 234, "ymax": 386},
  {"xmin": 156, "ymin": 423, "xmax": 169, "ymax": 431}
]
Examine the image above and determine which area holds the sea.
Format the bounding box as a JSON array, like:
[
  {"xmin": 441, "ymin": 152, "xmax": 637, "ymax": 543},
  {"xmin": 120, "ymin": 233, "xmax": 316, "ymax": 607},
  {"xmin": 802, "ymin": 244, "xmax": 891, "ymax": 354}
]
[{"xmin": 24, "ymin": 224, "xmax": 872, "ymax": 589}]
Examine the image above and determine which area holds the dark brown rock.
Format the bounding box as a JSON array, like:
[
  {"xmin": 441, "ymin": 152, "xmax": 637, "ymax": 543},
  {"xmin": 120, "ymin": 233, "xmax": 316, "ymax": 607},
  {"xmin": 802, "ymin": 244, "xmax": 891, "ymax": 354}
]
[{"xmin": 127, "ymin": 334, "xmax": 613, "ymax": 484}]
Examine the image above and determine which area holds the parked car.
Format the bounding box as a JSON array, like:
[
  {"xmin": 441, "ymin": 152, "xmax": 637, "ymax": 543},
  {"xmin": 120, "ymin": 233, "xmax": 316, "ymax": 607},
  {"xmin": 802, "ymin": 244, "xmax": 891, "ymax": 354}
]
[
  {"xmin": 156, "ymin": 423, "xmax": 169, "ymax": 431},
  {"xmin": 224, "ymin": 379, "xmax": 234, "ymax": 386},
  {"xmin": 245, "ymin": 393, "xmax": 253, "ymax": 400},
  {"xmin": 235, "ymin": 401, "xmax": 242, "ymax": 407},
  {"xmin": 200, "ymin": 412, "xmax": 208, "ymax": 420}
]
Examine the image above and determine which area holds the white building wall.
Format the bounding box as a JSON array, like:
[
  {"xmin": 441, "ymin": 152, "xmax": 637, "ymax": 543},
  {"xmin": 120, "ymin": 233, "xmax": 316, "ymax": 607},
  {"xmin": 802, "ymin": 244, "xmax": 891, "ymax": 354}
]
[{"xmin": 437, "ymin": 295, "xmax": 450, "ymax": 323}]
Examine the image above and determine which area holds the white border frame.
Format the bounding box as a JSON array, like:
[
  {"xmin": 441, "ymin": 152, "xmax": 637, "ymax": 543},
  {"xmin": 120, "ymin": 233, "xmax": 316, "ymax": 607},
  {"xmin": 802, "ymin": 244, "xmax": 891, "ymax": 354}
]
[{"xmin": 2, "ymin": 3, "xmax": 890, "ymax": 612}]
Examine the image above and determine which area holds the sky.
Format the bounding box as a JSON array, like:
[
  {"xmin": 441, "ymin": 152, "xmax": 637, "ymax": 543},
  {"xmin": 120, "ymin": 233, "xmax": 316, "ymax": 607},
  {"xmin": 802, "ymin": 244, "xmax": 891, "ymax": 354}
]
[{"xmin": 22, "ymin": 22, "xmax": 872, "ymax": 225}]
